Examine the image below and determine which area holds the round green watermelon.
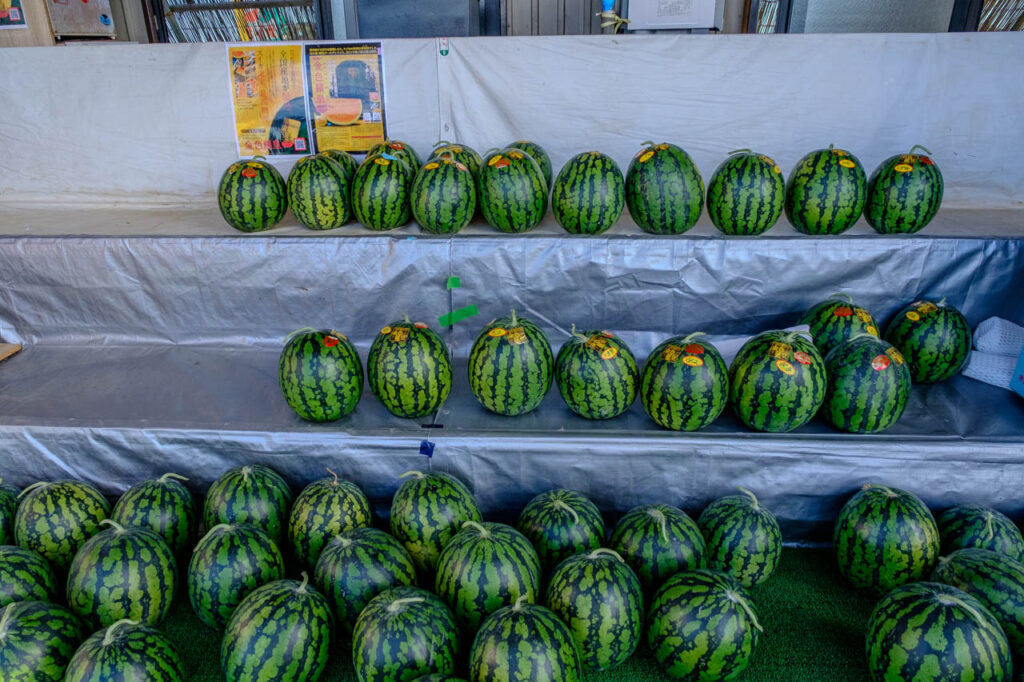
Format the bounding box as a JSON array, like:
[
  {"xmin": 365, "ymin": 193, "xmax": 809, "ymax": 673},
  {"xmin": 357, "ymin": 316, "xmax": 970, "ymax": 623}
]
[
  {"xmin": 351, "ymin": 153, "xmax": 413, "ymax": 231},
  {"xmin": 866, "ymin": 145, "xmax": 943, "ymax": 234},
  {"xmin": 202, "ymin": 464, "xmax": 293, "ymax": 545},
  {"xmin": 477, "ymin": 147, "xmax": 547, "ymax": 233},
  {"xmin": 279, "ymin": 329, "xmax": 363, "ymax": 422},
  {"xmin": 823, "ymin": 335, "xmax": 911, "ymax": 434},
  {"xmin": 640, "ymin": 332, "xmax": 729, "ymax": 431},
  {"xmin": 728, "ymin": 330, "xmax": 826, "ymax": 432},
  {"xmin": 0, "ymin": 600, "xmax": 86, "ymax": 681},
  {"xmin": 353, "ymin": 586, "xmax": 459, "ymax": 682},
  {"xmin": 0, "ymin": 545, "xmax": 57, "ymax": 607},
  {"xmin": 188, "ymin": 522, "xmax": 285, "ymax": 630},
  {"xmin": 434, "ymin": 521, "xmax": 541, "ymax": 633},
  {"xmin": 516, "ymin": 488, "xmax": 605, "ymax": 574},
  {"xmin": 706, "ymin": 149, "xmax": 785, "ymax": 236},
  {"xmin": 799, "ymin": 293, "xmax": 880, "ymax": 356},
  {"xmin": 367, "ymin": 139, "xmax": 422, "ymax": 170},
  {"xmin": 390, "ymin": 470, "xmax": 481, "ymax": 576},
  {"xmin": 937, "ymin": 505, "xmax": 1024, "ymax": 561},
  {"xmin": 64, "ymin": 619, "xmax": 184, "ymax": 682},
  {"xmin": 552, "ymin": 151, "xmax": 625, "ymax": 235},
  {"xmin": 785, "ymin": 145, "xmax": 867, "ymax": 235},
  {"xmin": 884, "ymin": 298, "xmax": 971, "ymax": 384},
  {"xmin": 555, "ymin": 328, "xmax": 638, "ymax": 420},
  {"xmin": 865, "ymin": 581, "xmax": 1010, "ymax": 681},
  {"xmin": 506, "ymin": 140, "xmax": 553, "ymax": 189},
  {"xmin": 286, "ymin": 153, "xmax": 351, "ymax": 230},
  {"xmin": 697, "ymin": 488, "xmax": 782, "ymax": 588},
  {"xmin": 217, "ymin": 158, "xmax": 288, "ymax": 233},
  {"xmin": 411, "ymin": 154, "xmax": 476, "ymax": 234},
  {"xmin": 468, "ymin": 310, "xmax": 553, "ymax": 417},
  {"xmin": 609, "ymin": 504, "xmax": 705, "ymax": 597},
  {"xmin": 321, "ymin": 149, "xmax": 359, "ymax": 182},
  {"xmin": 221, "ymin": 573, "xmax": 333, "ymax": 682},
  {"xmin": 288, "ymin": 470, "xmax": 371, "ymax": 569},
  {"xmin": 111, "ymin": 472, "xmax": 195, "ymax": 555},
  {"xmin": 430, "ymin": 141, "xmax": 484, "ymax": 178},
  {"xmin": 647, "ymin": 569, "xmax": 762, "ymax": 681},
  {"xmin": 66, "ymin": 519, "xmax": 177, "ymax": 628},
  {"xmin": 368, "ymin": 318, "xmax": 452, "ymax": 419},
  {"xmin": 314, "ymin": 527, "xmax": 416, "ymax": 634},
  {"xmin": 834, "ymin": 483, "xmax": 939, "ymax": 593},
  {"xmin": 545, "ymin": 548, "xmax": 642, "ymax": 671},
  {"xmin": 0, "ymin": 476, "xmax": 19, "ymax": 545},
  {"xmin": 625, "ymin": 141, "xmax": 704, "ymax": 235},
  {"xmin": 15, "ymin": 479, "xmax": 110, "ymax": 572}
]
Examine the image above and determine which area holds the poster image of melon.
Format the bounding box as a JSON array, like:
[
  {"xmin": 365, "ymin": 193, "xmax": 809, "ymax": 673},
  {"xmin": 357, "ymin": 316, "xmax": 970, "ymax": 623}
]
[
  {"xmin": 226, "ymin": 44, "xmax": 311, "ymax": 157},
  {"xmin": 305, "ymin": 42, "xmax": 388, "ymax": 154}
]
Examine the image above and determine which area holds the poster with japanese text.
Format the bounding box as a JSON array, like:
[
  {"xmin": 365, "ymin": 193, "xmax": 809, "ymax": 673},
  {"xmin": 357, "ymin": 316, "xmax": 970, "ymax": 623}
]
[
  {"xmin": 0, "ymin": 0, "xmax": 28, "ymax": 29},
  {"xmin": 305, "ymin": 42, "xmax": 387, "ymax": 154},
  {"xmin": 227, "ymin": 44, "xmax": 310, "ymax": 157}
]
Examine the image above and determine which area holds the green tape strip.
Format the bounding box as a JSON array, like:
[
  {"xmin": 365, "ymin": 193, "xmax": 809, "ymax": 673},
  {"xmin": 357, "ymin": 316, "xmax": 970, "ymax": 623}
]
[
  {"xmin": 438, "ymin": 305, "xmax": 479, "ymax": 327},
  {"xmin": 446, "ymin": 276, "xmax": 461, "ymax": 290}
]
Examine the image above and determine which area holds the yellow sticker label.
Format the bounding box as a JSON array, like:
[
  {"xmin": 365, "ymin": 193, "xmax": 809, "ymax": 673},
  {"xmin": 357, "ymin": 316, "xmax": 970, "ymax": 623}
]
[
  {"xmin": 488, "ymin": 328, "xmax": 507, "ymax": 337},
  {"xmin": 390, "ymin": 328, "xmax": 409, "ymax": 342},
  {"xmin": 507, "ymin": 150, "xmax": 524, "ymax": 160},
  {"xmin": 450, "ymin": 146, "xmax": 463, "ymax": 153},
  {"xmin": 854, "ymin": 308, "xmax": 872, "ymax": 323},
  {"xmin": 769, "ymin": 342, "xmax": 792, "ymax": 360},
  {"xmin": 682, "ymin": 355, "xmax": 704, "ymax": 367},
  {"xmin": 759, "ymin": 155, "xmax": 775, "ymax": 166},
  {"xmin": 488, "ymin": 155, "xmax": 503, "ymax": 166},
  {"xmin": 245, "ymin": 162, "xmax": 263, "ymax": 168},
  {"xmin": 380, "ymin": 326, "xmax": 392, "ymax": 335},
  {"xmin": 917, "ymin": 302, "xmax": 938, "ymax": 314},
  {"xmin": 831, "ymin": 149, "xmax": 849, "ymax": 157},
  {"xmin": 887, "ymin": 347, "xmax": 905, "ymax": 364},
  {"xmin": 894, "ymin": 163, "xmax": 914, "ymax": 173},
  {"xmin": 774, "ymin": 165, "xmax": 782, "ymax": 174},
  {"xmin": 601, "ymin": 347, "xmax": 619, "ymax": 360},
  {"xmin": 639, "ymin": 151, "xmax": 654, "ymax": 163},
  {"xmin": 375, "ymin": 158, "xmax": 390, "ymax": 166},
  {"xmin": 776, "ymin": 359, "xmax": 796, "ymax": 375},
  {"xmin": 586, "ymin": 335, "xmax": 609, "ymax": 351},
  {"xmin": 228, "ymin": 163, "xmax": 243, "ymax": 173},
  {"xmin": 906, "ymin": 311, "xmax": 921, "ymax": 321},
  {"xmin": 655, "ymin": 143, "xmax": 670, "ymax": 151},
  {"xmin": 839, "ymin": 159, "xmax": 856, "ymax": 168},
  {"xmin": 661, "ymin": 345, "xmax": 684, "ymax": 363},
  {"xmin": 900, "ymin": 154, "xmax": 916, "ymax": 164},
  {"xmin": 424, "ymin": 162, "xmax": 440, "ymax": 170},
  {"xmin": 507, "ymin": 327, "xmax": 528, "ymax": 345},
  {"xmin": 866, "ymin": 325, "xmax": 878, "ymax": 336}
]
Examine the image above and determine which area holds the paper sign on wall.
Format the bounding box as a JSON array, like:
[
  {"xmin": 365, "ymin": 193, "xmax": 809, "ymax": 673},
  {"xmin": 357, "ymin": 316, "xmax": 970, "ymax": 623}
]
[
  {"xmin": 227, "ymin": 44, "xmax": 311, "ymax": 158},
  {"xmin": 305, "ymin": 42, "xmax": 387, "ymax": 154},
  {"xmin": 0, "ymin": 0, "xmax": 28, "ymax": 29}
]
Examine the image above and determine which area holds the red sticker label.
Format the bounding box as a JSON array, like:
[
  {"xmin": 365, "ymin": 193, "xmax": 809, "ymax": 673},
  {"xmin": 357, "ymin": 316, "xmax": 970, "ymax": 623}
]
[
  {"xmin": 872, "ymin": 354, "xmax": 891, "ymax": 371},
  {"xmin": 834, "ymin": 307, "xmax": 853, "ymax": 317},
  {"xmin": 323, "ymin": 336, "xmax": 339, "ymax": 347},
  {"xmin": 794, "ymin": 351, "xmax": 812, "ymax": 365},
  {"xmin": 390, "ymin": 142, "xmax": 404, "ymax": 150},
  {"xmin": 494, "ymin": 159, "xmax": 510, "ymax": 169},
  {"xmin": 685, "ymin": 344, "xmax": 704, "ymax": 354},
  {"xmin": 920, "ymin": 156, "xmax": 934, "ymax": 165},
  {"xmin": 601, "ymin": 330, "xmax": 614, "ymax": 338},
  {"xmin": 241, "ymin": 168, "xmax": 258, "ymax": 178},
  {"xmin": 414, "ymin": 322, "xmax": 428, "ymax": 329}
]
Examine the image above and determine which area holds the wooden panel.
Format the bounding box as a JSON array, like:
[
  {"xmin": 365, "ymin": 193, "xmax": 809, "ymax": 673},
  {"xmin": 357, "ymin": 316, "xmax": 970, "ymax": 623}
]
[
  {"xmin": 0, "ymin": 0, "xmax": 55, "ymax": 46},
  {"xmin": 505, "ymin": 0, "xmax": 534, "ymax": 34},
  {"xmin": 0, "ymin": 344, "xmax": 22, "ymax": 364}
]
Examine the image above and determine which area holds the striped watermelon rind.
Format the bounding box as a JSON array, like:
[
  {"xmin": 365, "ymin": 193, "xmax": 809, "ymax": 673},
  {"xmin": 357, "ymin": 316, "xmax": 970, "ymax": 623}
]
[
  {"xmin": 477, "ymin": 148, "xmax": 548, "ymax": 233},
  {"xmin": 279, "ymin": 329, "xmax": 363, "ymax": 423},
  {"xmin": 865, "ymin": 581, "xmax": 1011, "ymax": 681},
  {"xmin": 64, "ymin": 619, "xmax": 184, "ymax": 682},
  {"xmin": 286, "ymin": 153, "xmax": 352, "ymax": 230},
  {"xmin": 506, "ymin": 140, "xmax": 553, "ymax": 189},
  {"xmin": 0, "ymin": 544, "xmax": 57, "ymax": 607},
  {"xmin": 937, "ymin": 504, "xmax": 1024, "ymax": 560},
  {"xmin": 784, "ymin": 145, "xmax": 867, "ymax": 235},
  {"xmin": 697, "ymin": 488, "xmax": 782, "ymax": 588},
  {"xmin": 883, "ymin": 298, "xmax": 971, "ymax": 384},
  {"xmin": 411, "ymin": 154, "xmax": 477, "ymax": 234},
  {"xmin": 833, "ymin": 483, "xmax": 940, "ymax": 593},
  {"xmin": 288, "ymin": 471, "xmax": 371, "ymax": 569},
  {"xmin": 516, "ymin": 488, "xmax": 605, "ymax": 574},
  {"xmin": 390, "ymin": 470, "xmax": 481, "ymax": 576},
  {"xmin": 706, "ymin": 149, "xmax": 785, "ymax": 236},
  {"xmin": 0, "ymin": 600, "xmax": 86, "ymax": 682},
  {"xmin": 367, "ymin": 139, "xmax": 422, "ymax": 170},
  {"xmin": 728, "ymin": 330, "xmax": 826, "ymax": 432},
  {"xmin": 351, "ymin": 153, "xmax": 413, "ymax": 231},
  {"xmin": 552, "ymin": 151, "xmax": 625, "ymax": 235},
  {"xmin": 468, "ymin": 310, "xmax": 553, "ymax": 417},
  {"xmin": 368, "ymin": 319, "xmax": 452, "ymax": 419},
  {"xmin": 111, "ymin": 472, "xmax": 195, "ymax": 556},
  {"xmin": 0, "ymin": 477, "xmax": 19, "ymax": 545},
  {"xmin": 823, "ymin": 334, "xmax": 911, "ymax": 434},
  {"xmin": 624, "ymin": 142, "xmax": 705, "ymax": 235},
  {"xmin": 608, "ymin": 504, "xmax": 706, "ymax": 597},
  {"xmin": 798, "ymin": 293, "xmax": 880, "ymax": 356},
  {"xmin": 639, "ymin": 332, "xmax": 729, "ymax": 431},
  {"xmin": 321, "ymin": 149, "xmax": 359, "ymax": 182},
  {"xmin": 217, "ymin": 158, "xmax": 288, "ymax": 233},
  {"xmin": 555, "ymin": 328, "xmax": 639, "ymax": 420},
  {"xmin": 469, "ymin": 597, "xmax": 582, "ymax": 682},
  {"xmin": 202, "ymin": 464, "xmax": 293, "ymax": 545},
  {"xmin": 14, "ymin": 480, "xmax": 111, "ymax": 572},
  {"xmin": 647, "ymin": 569, "xmax": 762, "ymax": 681},
  {"xmin": 430, "ymin": 141, "xmax": 484, "ymax": 178},
  {"xmin": 544, "ymin": 548, "xmax": 642, "ymax": 671},
  {"xmin": 866, "ymin": 145, "xmax": 944, "ymax": 234}
]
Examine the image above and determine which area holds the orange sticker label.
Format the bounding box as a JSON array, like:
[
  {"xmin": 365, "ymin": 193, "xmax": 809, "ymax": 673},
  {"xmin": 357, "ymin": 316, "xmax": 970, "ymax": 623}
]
[
  {"xmin": 380, "ymin": 326, "xmax": 392, "ymax": 335},
  {"xmin": 887, "ymin": 347, "xmax": 905, "ymax": 364},
  {"xmin": 682, "ymin": 355, "xmax": 704, "ymax": 367},
  {"xmin": 323, "ymin": 336, "xmax": 339, "ymax": 347},
  {"xmin": 390, "ymin": 328, "xmax": 409, "ymax": 342},
  {"xmin": 871, "ymin": 354, "xmax": 891, "ymax": 371},
  {"xmin": 413, "ymin": 322, "xmax": 428, "ymax": 329},
  {"xmin": 488, "ymin": 328, "xmax": 507, "ymax": 337},
  {"xmin": 507, "ymin": 327, "xmax": 528, "ymax": 345},
  {"xmin": 866, "ymin": 325, "xmax": 879, "ymax": 336},
  {"xmin": 839, "ymin": 159, "xmax": 856, "ymax": 169},
  {"xmin": 424, "ymin": 162, "xmax": 440, "ymax": 170},
  {"xmin": 906, "ymin": 311, "xmax": 921, "ymax": 321},
  {"xmin": 834, "ymin": 307, "xmax": 853, "ymax": 317},
  {"xmin": 639, "ymin": 151, "xmax": 654, "ymax": 163},
  {"xmin": 241, "ymin": 168, "xmax": 258, "ymax": 178},
  {"xmin": 769, "ymin": 342, "xmax": 792, "ymax": 360},
  {"xmin": 494, "ymin": 159, "xmax": 510, "ymax": 169},
  {"xmin": 685, "ymin": 344, "xmax": 704, "ymax": 355},
  {"xmin": 586, "ymin": 335, "xmax": 609, "ymax": 351},
  {"xmin": 390, "ymin": 142, "xmax": 404, "ymax": 150},
  {"xmin": 375, "ymin": 158, "xmax": 390, "ymax": 166},
  {"xmin": 661, "ymin": 345, "xmax": 684, "ymax": 362},
  {"xmin": 601, "ymin": 347, "xmax": 619, "ymax": 360},
  {"xmin": 794, "ymin": 351, "xmax": 812, "ymax": 365},
  {"xmin": 488, "ymin": 155, "xmax": 503, "ymax": 167},
  {"xmin": 894, "ymin": 163, "xmax": 914, "ymax": 173},
  {"xmin": 776, "ymin": 360, "xmax": 796, "ymax": 375}
]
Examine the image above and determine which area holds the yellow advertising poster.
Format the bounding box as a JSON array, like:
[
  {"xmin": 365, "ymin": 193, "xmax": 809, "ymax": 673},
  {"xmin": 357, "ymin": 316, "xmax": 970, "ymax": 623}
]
[
  {"xmin": 305, "ymin": 42, "xmax": 387, "ymax": 154},
  {"xmin": 0, "ymin": 0, "xmax": 28, "ymax": 29},
  {"xmin": 227, "ymin": 44, "xmax": 311, "ymax": 157}
]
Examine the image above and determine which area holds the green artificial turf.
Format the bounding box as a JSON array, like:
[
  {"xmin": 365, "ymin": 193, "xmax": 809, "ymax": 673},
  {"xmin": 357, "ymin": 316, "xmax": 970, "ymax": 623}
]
[{"xmin": 162, "ymin": 547, "xmax": 877, "ymax": 681}]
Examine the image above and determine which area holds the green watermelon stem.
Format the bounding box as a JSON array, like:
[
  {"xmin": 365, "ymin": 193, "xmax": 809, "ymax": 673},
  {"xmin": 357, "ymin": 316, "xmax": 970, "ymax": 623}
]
[
  {"xmin": 326, "ymin": 468, "xmax": 339, "ymax": 486},
  {"xmin": 587, "ymin": 548, "xmax": 625, "ymax": 562},
  {"xmin": 283, "ymin": 327, "xmax": 318, "ymax": 342},
  {"xmin": 158, "ymin": 473, "xmax": 189, "ymax": 484},
  {"xmin": 552, "ymin": 499, "xmax": 580, "ymax": 525},
  {"xmin": 512, "ymin": 594, "xmax": 530, "ymax": 611},
  {"xmin": 985, "ymin": 511, "xmax": 994, "ymax": 542},
  {"xmin": 240, "ymin": 466, "xmax": 251, "ymax": 482},
  {"xmin": 297, "ymin": 571, "xmax": 310, "ymax": 593},
  {"xmin": 335, "ymin": 535, "xmax": 353, "ymax": 549},
  {"xmin": 640, "ymin": 140, "xmax": 655, "ymax": 147},
  {"xmin": 0, "ymin": 604, "xmax": 12, "ymax": 641},
  {"xmin": 462, "ymin": 520, "xmax": 491, "ymax": 538},
  {"xmin": 680, "ymin": 331, "xmax": 706, "ymax": 344},
  {"xmin": 17, "ymin": 481, "xmax": 48, "ymax": 500},
  {"xmin": 847, "ymin": 333, "xmax": 878, "ymax": 343},
  {"xmin": 727, "ymin": 148, "xmax": 752, "ymax": 155},
  {"xmin": 403, "ymin": 314, "xmax": 411, "ymax": 323},
  {"xmin": 100, "ymin": 518, "xmax": 127, "ymax": 533},
  {"xmin": 510, "ymin": 309, "xmax": 518, "ymax": 326},
  {"xmin": 829, "ymin": 292, "xmax": 854, "ymax": 304},
  {"xmin": 726, "ymin": 590, "xmax": 764, "ymax": 632},
  {"xmin": 909, "ymin": 144, "xmax": 933, "ymax": 156},
  {"xmin": 399, "ymin": 471, "xmax": 426, "ymax": 480},
  {"xmin": 387, "ymin": 596, "xmax": 425, "ymax": 613},
  {"xmin": 434, "ymin": 140, "xmax": 452, "ymax": 148},
  {"xmin": 648, "ymin": 508, "xmax": 670, "ymax": 544},
  {"xmin": 738, "ymin": 487, "xmax": 760, "ymax": 510},
  {"xmin": 102, "ymin": 619, "xmax": 139, "ymax": 647},
  {"xmin": 936, "ymin": 593, "xmax": 989, "ymax": 628},
  {"xmin": 863, "ymin": 483, "xmax": 898, "ymax": 498},
  {"xmin": 828, "ymin": 143, "xmax": 835, "ymax": 150},
  {"xmin": 569, "ymin": 324, "xmax": 589, "ymax": 342},
  {"xmin": 483, "ymin": 147, "xmax": 501, "ymax": 158},
  {"xmin": 938, "ymin": 297, "xmax": 947, "ymax": 307}
]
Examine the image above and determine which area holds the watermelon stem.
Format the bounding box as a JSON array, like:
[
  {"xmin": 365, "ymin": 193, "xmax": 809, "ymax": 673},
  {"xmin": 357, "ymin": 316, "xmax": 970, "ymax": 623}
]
[
  {"xmin": 587, "ymin": 548, "xmax": 625, "ymax": 562},
  {"xmin": 0, "ymin": 604, "xmax": 12, "ymax": 641},
  {"xmin": 399, "ymin": 471, "xmax": 426, "ymax": 480},
  {"xmin": 102, "ymin": 619, "xmax": 139, "ymax": 647},
  {"xmin": 640, "ymin": 140, "xmax": 655, "ymax": 147},
  {"xmin": 387, "ymin": 596, "xmax": 425, "ymax": 613},
  {"xmin": 569, "ymin": 324, "xmax": 589, "ymax": 342},
  {"xmin": 648, "ymin": 508, "xmax": 670, "ymax": 543},
  {"xmin": 938, "ymin": 297, "xmax": 947, "ymax": 307},
  {"xmin": 727, "ymin": 148, "xmax": 752, "ymax": 155},
  {"xmin": 726, "ymin": 590, "xmax": 764, "ymax": 632},
  {"xmin": 936, "ymin": 593, "xmax": 989, "ymax": 628},
  {"xmin": 847, "ymin": 333, "xmax": 877, "ymax": 343},
  {"xmin": 326, "ymin": 468, "xmax": 339, "ymax": 486},
  {"xmin": 241, "ymin": 466, "xmax": 251, "ymax": 482},
  {"xmin": 284, "ymin": 327, "xmax": 317, "ymax": 342},
  {"xmin": 680, "ymin": 331, "xmax": 706, "ymax": 344},
  {"xmin": 158, "ymin": 473, "xmax": 189, "ymax": 484},
  {"xmin": 403, "ymin": 314, "xmax": 411, "ymax": 323},
  {"xmin": 510, "ymin": 309, "xmax": 518, "ymax": 326},
  {"xmin": 512, "ymin": 594, "xmax": 530, "ymax": 611},
  {"xmin": 434, "ymin": 140, "xmax": 452, "ymax": 148},
  {"xmin": 462, "ymin": 520, "xmax": 491, "ymax": 539},
  {"xmin": 196, "ymin": 524, "xmax": 234, "ymax": 551},
  {"xmin": 863, "ymin": 483, "xmax": 899, "ymax": 498},
  {"xmin": 297, "ymin": 571, "xmax": 310, "ymax": 593},
  {"xmin": 553, "ymin": 499, "xmax": 580, "ymax": 525},
  {"xmin": 738, "ymin": 487, "xmax": 760, "ymax": 510},
  {"xmin": 100, "ymin": 519, "xmax": 127, "ymax": 534},
  {"xmin": 17, "ymin": 481, "xmax": 48, "ymax": 500},
  {"xmin": 985, "ymin": 511, "xmax": 994, "ymax": 542},
  {"xmin": 830, "ymin": 292, "xmax": 854, "ymax": 304},
  {"xmin": 909, "ymin": 144, "xmax": 933, "ymax": 156}
]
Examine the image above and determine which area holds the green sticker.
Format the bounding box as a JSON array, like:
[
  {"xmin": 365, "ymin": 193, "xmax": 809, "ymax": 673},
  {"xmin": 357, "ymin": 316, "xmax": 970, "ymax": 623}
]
[
  {"xmin": 438, "ymin": 305, "xmax": 479, "ymax": 327},
  {"xmin": 446, "ymin": 276, "xmax": 461, "ymax": 290}
]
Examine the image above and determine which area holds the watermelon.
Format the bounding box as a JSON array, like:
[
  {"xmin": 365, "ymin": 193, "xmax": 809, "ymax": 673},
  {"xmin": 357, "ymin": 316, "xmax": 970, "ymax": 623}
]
[
  {"xmin": 608, "ymin": 504, "xmax": 705, "ymax": 596},
  {"xmin": 865, "ymin": 581, "xmax": 1011, "ymax": 681},
  {"xmin": 111, "ymin": 472, "xmax": 195, "ymax": 556},
  {"xmin": 353, "ymin": 586, "xmax": 460, "ymax": 682},
  {"xmin": 624, "ymin": 141, "xmax": 704, "ymax": 235},
  {"xmin": 64, "ymin": 619, "xmax": 184, "ymax": 682},
  {"xmin": 188, "ymin": 522, "xmax": 285, "ymax": 630},
  {"xmin": 866, "ymin": 145, "xmax": 944, "ymax": 234},
  {"xmin": 469, "ymin": 596, "xmax": 582, "ymax": 682},
  {"xmin": 221, "ymin": 573, "xmax": 333, "ymax": 682},
  {"xmin": 217, "ymin": 158, "xmax": 288, "ymax": 232},
  {"xmin": 697, "ymin": 488, "xmax": 782, "ymax": 588},
  {"xmin": 0, "ymin": 476, "xmax": 19, "ymax": 545},
  {"xmin": 410, "ymin": 153, "xmax": 477, "ymax": 234},
  {"xmin": 728, "ymin": 330, "xmax": 826, "ymax": 432},
  {"xmin": 279, "ymin": 328, "xmax": 363, "ymax": 423},
  {"xmin": 834, "ymin": 483, "xmax": 940, "ymax": 593},
  {"xmin": 288, "ymin": 469, "xmax": 371, "ymax": 569},
  {"xmin": 314, "ymin": 527, "xmax": 416, "ymax": 633},
  {"xmin": 639, "ymin": 332, "xmax": 729, "ymax": 431},
  {"xmin": 552, "ymin": 151, "xmax": 625, "ymax": 235},
  {"xmin": 544, "ymin": 548, "xmax": 642, "ymax": 671},
  {"xmin": 351, "ymin": 153, "xmax": 413, "ymax": 231},
  {"xmin": 937, "ymin": 505, "xmax": 1024, "ymax": 560},
  {"xmin": 0, "ymin": 600, "xmax": 86, "ymax": 681},
  {"xmin": 66, "ymin": 519, "xmax": 177, "ymax": 628},
  {"xmin": 368, "ymin": 139, "xmax": 422, "ymax": 170},
  {"xmin": 932, "ymin": 548, "xmax": 1024, "ymax": 658},
  {"xmin": 390, "ymin": 470, "xmax": 481, "ymax": 576},
  {"xmin": 784, "ymin": 145, "xmax": 867, "ymax": 235},
  {"xmin": 823, "ymin": 334, "xmax": 911, "ymax": 434},
  {"xmin": 506, "ymin": 140, "xmax": 553, "ymax": 189},
  {"xmin": 0, "ymin": 545, "xmax": 57, "ymax": 607},
  {"xmin": 647, "ymin": 569, "xmax": 762, "ymax": 681},
  {"xmin": 202, "ymin": 464, "xmax": 293, "ymax": 545},
  {"xmin": 884, "ymin": 298, "xmax": 971, "ymax": 384},
  {"xmin": 322, "ymin": 148, "xmax": 359, "ymax": 182},
  {"xmin": 799, "ymin": 293, "xmax": 880, "ymax": 356},
  {"xmin": 286, "ymin": 153, "xmax": 351, "ymax": 230},
  {"xmin": 706, "ymin": 149, "xmax": 785, "ymax": 236},
  {"xmin": 368, "ymin": 318, "xmax": 452, "ymax": 419},
  {"xmin": 14, "ymin": 479, "xmax": 110, "ymax": 572},
  {"xmin": 516, "ymin": 488, "xmax": 605, "ymax": 574},
  {"xmin": 430, "ymin": 141, "xmax": 484, "ymax": 178},
  {"xmin": 555, "ymin": 327, "xmax": 639, "ymax": 420},
  {"xmin": 468, "ymin": 310, "xmax": 554, "ymax": 417},
  {"xmin": 434, "ymin": 521, "xmax": 541, "ymax": 633},
  {"xmin": 477, "ymin": 148, "xmax": 548, "ymax": 233},
  {"xmin": 413, "ymin": 676, "xmax": 467, "ymax": 682}
]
